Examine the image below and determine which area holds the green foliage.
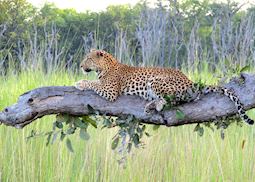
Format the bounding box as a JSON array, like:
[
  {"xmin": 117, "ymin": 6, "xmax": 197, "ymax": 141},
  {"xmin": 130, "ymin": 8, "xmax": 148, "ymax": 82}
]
[
  {"xmin": 79, "ymin": 128, "xmax": 90, "ymax": 140},
  {"xmin": 163, "ymin": 94, "xmax": 177, "ymax": 110},
  {"xmin": 25, "ymin": 108, "xmax": 152, "ymax": 156},
  {"xmin": 218, "ymin": 62, "xmax": 252, "ymax": 79},
  {"xmin": 176, "ymin": 109, "xmax": 185, "ymax": 120},
  {"xmin": 239, "ymin": 65, "xmax": 251, "ymax": 73},
  {"xmin": 153, "ymin": 124, "xmax": 160, "ymax": 130},
  {"xmin": 26, "ymin": 114, "xmax": 97, "ymax": 152},
  {"xmin": 38, "ymin": 109, "xmax": 152, "ymax": 162},
  {"xmin": 66, "ymin": 138, "xmax": 74, "ymax": 152},
  {"xmin": 111, "ymin": 136, "xmax": 119, "ymax": 150},
  {"xmin": 81, "ymin": 116, "xmax": 97, "ymax": 128},
  {"xmin": 194, "ymin": 116, "xmax": 245, "ymax": 139},
  {"xmin": 194, "ymin": 79, "xmax": 206, "ymax": 90},
  {"xmin": 110, "ymin": 115, "xmax": 147, "ymax": 151},
  {"xmin": 194, "ymin": 124, "xmax": 204, "ymax": 136}
]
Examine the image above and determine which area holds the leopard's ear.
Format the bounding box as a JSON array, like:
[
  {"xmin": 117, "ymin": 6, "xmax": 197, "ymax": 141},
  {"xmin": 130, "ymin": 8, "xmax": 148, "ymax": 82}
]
[{"xmin": 96, "ymin": 50, "xmax": 104, "ymax": 57}]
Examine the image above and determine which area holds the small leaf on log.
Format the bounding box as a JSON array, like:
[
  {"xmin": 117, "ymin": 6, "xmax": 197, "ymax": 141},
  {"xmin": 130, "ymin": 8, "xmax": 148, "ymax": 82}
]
[
  {"xmin": 198, "ymin": 127, "xmax": 204, "ymax": 136},
  {"xmin": 55, "ymin": 121, "xmax": 63, "ymax": 129},
  {"xmin": 74, "ymin": 119, "xmax": 88, "ymax": 129},
  {"xmin": 82, "ymin": 116, "xmax": 97, "ymax": 128},
  {"xmin": 133, "ymin": 134, "xmax": 140, "ymax": 147},
  {"xmin": 240, "ymin": 65, "xmax": 251, "ymax": 73},
  {"xmin": 220, "ymin": 129, "xmax": 225, "ymax": 140},
  {"xmin": 153, "ymin": 125, "xmax": 160, "ymax": 130},
  {"xmin": 176, "ymin": 109, "xmax": 185, "ymax": 120},
  {"xmin": 51, "ymin": 132, "xmax": 59, "ymax": 144},
  {"xmin": 66, "ymin": 128, "xmax": 76, "ymax": 135},
  {"xmin": 46, "ymin": 131, "xmax": 53, "ymax": 146},
  {"xmin": 60, "ymin": 131, "xmax": 66, "ymax": 141},
  {"xmin": 127, "ymin": 143, "xmax": 132, "ymax": 153},
  {"xmin": 194, "ymin": 124, "xmax": 204, "ymax": 137},
  {"xmin": 111, "ymin": 137, "xmax": 119, "ymax": 150},
  {"xmin": 56, "ymin": 114, "xmax": 70, "ymax": 124},
  {"xmin": 66, "ymin": 138, "xmax": 74, "ymax": 153},
  {"xmin": 79, "ymin": 128, "xmax": 90, "ymax": 140}
]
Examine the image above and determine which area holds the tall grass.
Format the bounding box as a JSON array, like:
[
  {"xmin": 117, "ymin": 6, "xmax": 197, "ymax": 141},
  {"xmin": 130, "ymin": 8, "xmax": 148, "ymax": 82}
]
[{"xmin": 0, "ymin": 69, "xmax": 254, "ymax": 181}]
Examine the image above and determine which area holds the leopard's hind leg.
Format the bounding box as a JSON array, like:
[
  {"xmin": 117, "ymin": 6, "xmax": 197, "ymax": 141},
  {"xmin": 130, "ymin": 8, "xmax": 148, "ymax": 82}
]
[
  {"xmin": 144, "ymin": 77, "xmax": 172, "ymax": 113},
  {"xmin": 144, "ymin": 76, "xmax": 194, "ymax": 113}
]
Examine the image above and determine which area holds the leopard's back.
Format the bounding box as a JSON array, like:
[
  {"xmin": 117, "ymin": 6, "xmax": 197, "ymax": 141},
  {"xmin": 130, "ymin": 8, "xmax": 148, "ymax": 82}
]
[{"xmin": 120, "ymin": 67, "xmax": 193, "ymax": 100}]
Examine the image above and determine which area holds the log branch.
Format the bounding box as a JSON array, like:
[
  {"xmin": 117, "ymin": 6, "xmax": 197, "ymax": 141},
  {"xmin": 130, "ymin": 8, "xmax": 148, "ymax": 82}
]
[{"xmin": 0, "ymin": 73, "xmax": 255, "ymax": 129}]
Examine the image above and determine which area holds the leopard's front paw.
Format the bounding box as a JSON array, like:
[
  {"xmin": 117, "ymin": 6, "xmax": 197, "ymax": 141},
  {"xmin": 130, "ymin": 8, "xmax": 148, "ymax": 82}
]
[{"xmin": 75, "ymin": 80, "xmax": 87, "ymax": 90}]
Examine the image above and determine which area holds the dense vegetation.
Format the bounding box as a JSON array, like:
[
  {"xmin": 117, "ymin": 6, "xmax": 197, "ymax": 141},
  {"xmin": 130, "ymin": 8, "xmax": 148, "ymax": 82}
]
[{"xmin": 1, "ymin": 0, "xmax": 255, "ymax": 74}]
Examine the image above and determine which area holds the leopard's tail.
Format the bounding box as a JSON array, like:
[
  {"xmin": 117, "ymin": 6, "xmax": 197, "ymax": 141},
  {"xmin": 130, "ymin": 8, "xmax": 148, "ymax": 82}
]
[{"xmin": 202, "ymin": 86, "xmax": 254, "ymax": 125}]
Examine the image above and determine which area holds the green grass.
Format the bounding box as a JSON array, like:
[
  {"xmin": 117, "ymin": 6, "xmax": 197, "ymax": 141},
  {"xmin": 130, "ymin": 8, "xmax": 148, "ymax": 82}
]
[{"xmin": 0, "ymin": 70, "xmax": 254, "ymax": 182}]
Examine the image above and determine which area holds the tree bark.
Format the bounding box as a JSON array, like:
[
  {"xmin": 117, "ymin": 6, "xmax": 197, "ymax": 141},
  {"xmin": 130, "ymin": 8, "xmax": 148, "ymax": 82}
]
[{"xmin": 0, "ymin": 73, "xmax": 255, "ymax": 129}]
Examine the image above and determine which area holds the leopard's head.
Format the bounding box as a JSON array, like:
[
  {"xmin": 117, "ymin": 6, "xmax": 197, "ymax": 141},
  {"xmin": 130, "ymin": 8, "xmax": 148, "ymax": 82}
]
[{"xmin": 80, "ymin": 49, "xmax": 118, "ymax": 75}]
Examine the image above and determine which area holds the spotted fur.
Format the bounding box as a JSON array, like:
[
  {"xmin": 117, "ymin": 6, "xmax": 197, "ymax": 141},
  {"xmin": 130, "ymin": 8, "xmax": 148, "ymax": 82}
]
[{"xmin": 75, "ymin": 49, "xmax": 254, "ymax": 125}]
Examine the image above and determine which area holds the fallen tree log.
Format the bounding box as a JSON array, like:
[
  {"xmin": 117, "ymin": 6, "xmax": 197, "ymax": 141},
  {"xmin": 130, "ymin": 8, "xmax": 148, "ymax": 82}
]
[{"xmin": 0, "ymin": 73, "xmax": 255, "ymax": 129}]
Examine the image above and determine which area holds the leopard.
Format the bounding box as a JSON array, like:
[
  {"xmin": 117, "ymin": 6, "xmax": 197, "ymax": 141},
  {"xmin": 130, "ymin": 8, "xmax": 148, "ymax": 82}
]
[{"xmin": 75, "ymin": 49, "xmax": 254, "ymax": 125}]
